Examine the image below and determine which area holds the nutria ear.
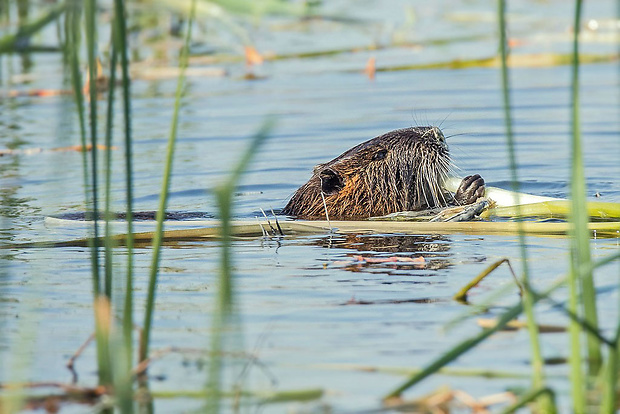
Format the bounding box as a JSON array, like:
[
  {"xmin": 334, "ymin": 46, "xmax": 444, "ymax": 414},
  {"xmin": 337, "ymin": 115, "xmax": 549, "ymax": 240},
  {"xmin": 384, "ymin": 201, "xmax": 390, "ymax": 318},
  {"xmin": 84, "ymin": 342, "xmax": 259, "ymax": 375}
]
[
  {"xmin": 319, "ymin": 168, "xmax": 344, "ymax": 194},
  {"xmin": 313, "ymin": 163, "xmax": 326, "ymax": 174}
]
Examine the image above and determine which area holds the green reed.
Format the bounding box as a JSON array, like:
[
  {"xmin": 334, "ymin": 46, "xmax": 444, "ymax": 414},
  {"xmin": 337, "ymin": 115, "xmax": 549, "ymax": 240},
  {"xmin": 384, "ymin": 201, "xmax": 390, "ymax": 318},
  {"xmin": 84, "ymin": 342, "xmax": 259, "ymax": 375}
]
[
  {"xmin": 614, "ymin": 2, "xmax": 620, "ymax": 408},
  {"xmin": 59, "ymin": 1, "xmax": 277, "ymax": 411},
  {"xmin": 110, "ymin": 0, "xmax": 136, "ymax": 411},
  {"xmin": 84, "ymin": 0, "xmax": 101, "ymax": 290},
  {"xmin": 566, "ymin": 1, "xmax": 587, "ymax": 411},
  {"xmin": 112, "ymin": 0, "xmax": 136, "ymax": 407},
  {"xmin": 386, "ymin": 0, "xmax": 620, "ymax": 411},
  {"xmin": 497, "ymin": 1, "xmax": 551, "ymax": 411},
  {"xmin": 139, "ymin": 0, "xmax": 197, "ymax": 365},
  {"xmin": 65, "ymin": 0, "xmax": 111, "ymax": 391},
  {"xmin": 0, "ymin": 2, "xmax": 66, "ymax": 53},
  {"xmin": 65, "ymin": 0, "xmax": 136, "ymax": 409},
  {"xmin": 207, "ymin": 120, "xmax": 273, "ymax": 414},
  {"xmin": 103, "ymin": 13, "xmax": 117, "ymax": 301},
  {"xmin": 568, "ymin": 0, "xmax": 600, "ymax": 370}
]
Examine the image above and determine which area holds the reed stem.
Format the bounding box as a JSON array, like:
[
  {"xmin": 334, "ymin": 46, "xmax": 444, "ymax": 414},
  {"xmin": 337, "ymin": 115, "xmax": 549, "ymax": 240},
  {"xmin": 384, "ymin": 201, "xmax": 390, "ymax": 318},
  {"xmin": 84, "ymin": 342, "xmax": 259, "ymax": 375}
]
[
  {"xmin": 568, "ymin": 0, "xmax": 601, "ymax": 375},
  {"xmin": 103, "ymin": 19, "xmax": 117, "ymax": 300},
  {"xmin": 497, "ymin": 2, "xmax": 551, "ymax": 411},
  {"xmin": 113, "ymin": 0, "xmax": 135, "ymax": 368},
  {"xmin": 140, "ymin": 0, "xmax": 196, "ymax": 363},
  {"xmin": 207, "ymin": 120, "xmax": 273, "ymax": 414}
]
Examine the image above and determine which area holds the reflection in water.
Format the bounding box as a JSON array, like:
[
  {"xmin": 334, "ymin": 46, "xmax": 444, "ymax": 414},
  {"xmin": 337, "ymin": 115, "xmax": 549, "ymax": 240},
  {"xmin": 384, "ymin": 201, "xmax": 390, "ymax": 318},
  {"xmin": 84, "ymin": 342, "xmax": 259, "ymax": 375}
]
[
  {"xmin": 315, "ymin": 233, "xmax": 461, "ymax": 274},
  {"xmin": 306, "ymin": 233, "xmax": 474, "ymax": 306},
  {"xmin": 342, "ymin": 296, "xmax": 444, "ymax": 306},
  {"xmin": 54, "ymin": 210, "xmax": 214, "ymax": 221},
  {"xmin": 327, "ymin": 233, "xmax": 451, "ymax": 253}
]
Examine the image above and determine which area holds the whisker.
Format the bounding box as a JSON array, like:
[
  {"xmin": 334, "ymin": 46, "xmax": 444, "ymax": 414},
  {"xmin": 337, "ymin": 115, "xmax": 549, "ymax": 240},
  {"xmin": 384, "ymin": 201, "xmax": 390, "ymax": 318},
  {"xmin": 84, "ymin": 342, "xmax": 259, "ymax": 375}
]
[{"xmin": 444, "ymin": 132, "xmax": 471, "ymax": 140}]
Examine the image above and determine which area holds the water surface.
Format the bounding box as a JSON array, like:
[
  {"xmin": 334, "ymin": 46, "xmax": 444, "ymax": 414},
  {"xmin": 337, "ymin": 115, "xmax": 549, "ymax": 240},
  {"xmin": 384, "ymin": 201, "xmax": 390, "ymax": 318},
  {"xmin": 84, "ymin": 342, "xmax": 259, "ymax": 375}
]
[{"xmin": 0, "ymin": 0, "xmax": 619, "ymax": 412}]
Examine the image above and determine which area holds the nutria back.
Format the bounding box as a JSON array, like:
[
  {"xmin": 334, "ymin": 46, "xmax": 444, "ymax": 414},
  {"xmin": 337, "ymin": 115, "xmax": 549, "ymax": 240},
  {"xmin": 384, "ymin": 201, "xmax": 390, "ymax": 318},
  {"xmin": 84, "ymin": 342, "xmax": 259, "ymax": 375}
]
[{"xmin": 283, "ymin": 126, "xmax": 455, "ymax": 219}]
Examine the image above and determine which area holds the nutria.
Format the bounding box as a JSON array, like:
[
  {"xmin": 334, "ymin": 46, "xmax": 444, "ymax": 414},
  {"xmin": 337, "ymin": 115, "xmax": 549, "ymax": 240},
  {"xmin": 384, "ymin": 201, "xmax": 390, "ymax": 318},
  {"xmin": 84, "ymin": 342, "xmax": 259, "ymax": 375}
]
[{"xmin": 282, "ymin": 126, "xmax": 485, "ymax": 219}]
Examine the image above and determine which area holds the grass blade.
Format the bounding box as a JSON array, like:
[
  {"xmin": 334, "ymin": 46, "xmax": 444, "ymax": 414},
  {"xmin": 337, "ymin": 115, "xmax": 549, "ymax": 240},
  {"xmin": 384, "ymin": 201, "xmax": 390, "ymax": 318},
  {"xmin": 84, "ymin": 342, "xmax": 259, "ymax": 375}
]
[
  {"xmin": 0, "ymin": 2, "xmax": 67, "ymax": 53},
  {"xmin": 140, "ymin": 0, "xmax": 197, "ymax": 363},
  {"xmin": 383, "ymin": 301, "xmax": 524, "ymax": 400},
  {"xmin": 84, "ymin": 0, "xmax": 113, "ymax": 388},
  {"xmin": 207, "ymin": 119, "xmax": 274, "ymax": 414},
  {"xmin": 497, "ymin": 2, "xmax": 550, "ymax": 410},
  {"xmin": 383, "ymin": 277, "xmax": 566, "ymax": 400},
  {"xmin": 568, "ymin": 0, "xmax": 601, "ymax": 375},
  {"xmin": 109, "ymin": 1, "xmax": 136, "ymax": 411},
  {"xmin": 84, "ymin": 0, "xmax": 101, "ymax": 296},
  {"xmin": 113, "ymin": 0, "xmax": 135, "ymax": 368},
  {"xmin": 103, "ymin": 20, "xmax": 118, "ymax": 300},
  {"xmin": 500, "ymin": 387, "xmax": 556, "ymax": 414}
]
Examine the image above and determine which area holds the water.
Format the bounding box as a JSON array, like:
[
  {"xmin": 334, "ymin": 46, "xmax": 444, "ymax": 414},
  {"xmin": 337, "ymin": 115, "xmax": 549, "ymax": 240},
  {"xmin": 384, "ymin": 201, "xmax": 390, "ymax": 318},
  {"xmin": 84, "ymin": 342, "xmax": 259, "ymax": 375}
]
[{"xmin": 1, "ymin": 0, "xmax": 619, "ymax": 412}]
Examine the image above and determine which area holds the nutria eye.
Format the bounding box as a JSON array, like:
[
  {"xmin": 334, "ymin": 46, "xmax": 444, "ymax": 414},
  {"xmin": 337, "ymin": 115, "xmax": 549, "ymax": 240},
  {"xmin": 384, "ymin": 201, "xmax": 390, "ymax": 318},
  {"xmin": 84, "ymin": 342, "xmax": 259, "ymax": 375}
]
[{"xmin": 373, "ymin": 149, "xmax": 388, "ymax": 161}]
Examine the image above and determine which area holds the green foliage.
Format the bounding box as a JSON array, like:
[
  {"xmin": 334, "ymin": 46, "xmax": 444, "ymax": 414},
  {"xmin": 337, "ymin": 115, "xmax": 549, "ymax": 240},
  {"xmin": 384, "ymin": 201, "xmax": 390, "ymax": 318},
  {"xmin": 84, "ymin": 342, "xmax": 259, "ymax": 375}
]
[
  {"xmin": 0, "ymin": 2, "xmax": 66, "ymax": 53},
  {"xmin": 384, "ymin": 1, "xmax": 617, "ymax": 413}
]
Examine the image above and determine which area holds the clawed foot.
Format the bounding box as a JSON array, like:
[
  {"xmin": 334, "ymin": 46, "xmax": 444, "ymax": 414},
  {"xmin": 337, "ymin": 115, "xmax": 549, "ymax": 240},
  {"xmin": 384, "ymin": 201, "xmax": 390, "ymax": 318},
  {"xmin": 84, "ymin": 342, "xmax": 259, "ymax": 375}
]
[{"xmin": 454, "ymin": 174, "xmax": 485, "ymax": 205}]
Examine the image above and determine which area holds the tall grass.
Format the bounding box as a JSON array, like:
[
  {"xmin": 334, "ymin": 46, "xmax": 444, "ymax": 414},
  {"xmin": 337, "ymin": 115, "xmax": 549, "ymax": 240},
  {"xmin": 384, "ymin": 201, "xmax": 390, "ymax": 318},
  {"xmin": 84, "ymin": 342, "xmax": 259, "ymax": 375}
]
[
  {"xmin": 1, "ymin": 0, "xmax": 617, "ymax": 412},
  {"xmin": 497, "ymin": 1, "xmax": 551, "ymax": 411},
  {"xmin": 62, "ymin": 1, "xmax": 273, "ymax": 412},
  {"xmin": 139, "ymin": 0, "xmax": 197, "ymax": 366},
  {"xmin": 65, "ymin": 0, "xmax": 139, "ymax": 410},
  {"xmin": 65, "ymin": 0, "xmax": 112, "ymax": 391},
  {"xmin": 207, "ymin": 120, "xmax": 273, "ymax": 414},
  {"xmin": 385, "ymin": 0, "xmax": 618, "ymax": 411},
  {"xmin": 111, "ymin": 1, "xmax": 136, "ymax": 412},
  {"xmin": 566, "ymin": 1, "xmax": 590, "ymax": 411},
  {"xmin": 75, "ymin": 0, "xmax": 201, "ymax": 409}
]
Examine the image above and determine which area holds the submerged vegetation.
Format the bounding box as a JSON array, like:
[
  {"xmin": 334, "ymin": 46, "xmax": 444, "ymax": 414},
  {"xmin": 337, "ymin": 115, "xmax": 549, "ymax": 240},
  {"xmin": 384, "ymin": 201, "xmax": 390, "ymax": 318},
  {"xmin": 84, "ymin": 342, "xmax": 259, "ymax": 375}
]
[{"xmin": 0, "ymin": 0, "xmax": 619, "ymax": 413}]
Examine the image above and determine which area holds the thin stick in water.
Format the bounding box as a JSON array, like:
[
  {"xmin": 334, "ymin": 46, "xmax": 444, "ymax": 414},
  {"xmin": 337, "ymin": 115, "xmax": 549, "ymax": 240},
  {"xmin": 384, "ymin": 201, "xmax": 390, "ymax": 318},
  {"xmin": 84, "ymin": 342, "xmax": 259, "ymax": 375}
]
[{"xmin": 270, "ymin": 207, "xmax": 284, "ymax": 236}]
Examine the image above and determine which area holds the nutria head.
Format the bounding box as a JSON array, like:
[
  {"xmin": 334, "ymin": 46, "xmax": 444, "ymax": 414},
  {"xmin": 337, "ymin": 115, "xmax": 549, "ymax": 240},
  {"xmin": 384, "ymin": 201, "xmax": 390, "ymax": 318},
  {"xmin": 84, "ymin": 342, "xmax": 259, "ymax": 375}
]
[{"xmin": 282, "ymin": 126, "xmax": 453, "ymax": 219}]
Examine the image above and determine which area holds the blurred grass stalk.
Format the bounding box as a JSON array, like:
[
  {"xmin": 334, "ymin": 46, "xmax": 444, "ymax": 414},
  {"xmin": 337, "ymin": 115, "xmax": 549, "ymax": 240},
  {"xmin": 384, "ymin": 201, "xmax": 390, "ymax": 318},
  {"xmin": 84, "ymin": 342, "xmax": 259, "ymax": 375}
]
[
  {"xmin": 67, "ymin": 0, "xmax": 136, "ymax": 411},
  {"xmin": 384, "ymin": 0, "xmax": 618, "ymax": 410},
  {"xmin": 207, "ymin": 120, "xmax": 273, "ymax": 414},
  {"xmin": 83, "ymin": 0, "xmax": 114, "ymax": 392},
  {"xmin": 139, "ymin": 0, "xmax": 196, "ymax": 365},
  {"xmin": 602, "ymin": 3, "xmax": 620, "ymax": 412},
  {"xmin": 496, "ymin": 1, "xmax": 553, "ymax": 412},
  {"xmin": 65, "ymin": 0, "xmax": 272, "ymax": 411},
  {"xmin": 566, "ymin": 1, "xmax": 605, "ymax": 412},
  {"xmin": 66, "ymin": 0, "xmax": 112, "ymax": 393},
  {"xmin": 113, "ymin": 0, "xmax": 136, "ymax": 412},
  {"xmin": 110, "ymin": 0, "xmax": 136, "ymax": 412}
]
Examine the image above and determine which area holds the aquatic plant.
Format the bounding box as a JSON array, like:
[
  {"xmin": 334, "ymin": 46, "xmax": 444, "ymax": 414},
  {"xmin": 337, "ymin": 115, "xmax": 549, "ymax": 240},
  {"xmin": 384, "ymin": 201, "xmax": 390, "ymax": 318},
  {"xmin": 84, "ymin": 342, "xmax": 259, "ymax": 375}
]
[
  {"xmin": 384, "ymin": 1, "xmax": 620, "ymax": 412},
  {"xmin": 0, "ymin": 0, "xmax": 618, "ymax": 413}
]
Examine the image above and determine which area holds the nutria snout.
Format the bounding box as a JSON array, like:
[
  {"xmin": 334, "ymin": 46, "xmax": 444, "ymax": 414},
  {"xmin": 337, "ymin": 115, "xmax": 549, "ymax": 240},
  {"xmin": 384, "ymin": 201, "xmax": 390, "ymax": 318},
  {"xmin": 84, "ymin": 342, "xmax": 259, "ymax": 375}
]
[{"xmin": 283, "ymin": 126, "xmax": 484, "ymax": 219}]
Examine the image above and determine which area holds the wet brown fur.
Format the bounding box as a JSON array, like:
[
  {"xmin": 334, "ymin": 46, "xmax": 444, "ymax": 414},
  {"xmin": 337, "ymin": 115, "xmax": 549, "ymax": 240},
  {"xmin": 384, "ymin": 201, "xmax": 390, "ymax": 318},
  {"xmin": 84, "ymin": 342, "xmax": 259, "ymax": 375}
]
[{"xmin": 283, "ymin": 126, "xmax": 455, "ymax": 219}]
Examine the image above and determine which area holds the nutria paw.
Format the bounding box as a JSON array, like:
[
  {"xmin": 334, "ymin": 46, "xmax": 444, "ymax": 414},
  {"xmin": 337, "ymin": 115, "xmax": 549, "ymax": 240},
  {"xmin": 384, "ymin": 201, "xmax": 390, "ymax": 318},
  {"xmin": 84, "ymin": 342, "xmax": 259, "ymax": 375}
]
[{"xmin": 454, "ymin": 174, "xmax": 485, "ymax": 205}]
